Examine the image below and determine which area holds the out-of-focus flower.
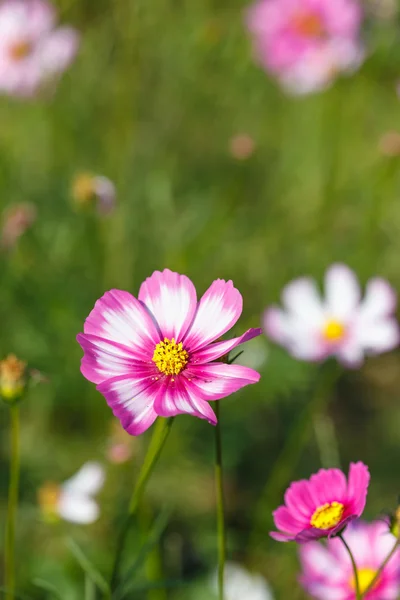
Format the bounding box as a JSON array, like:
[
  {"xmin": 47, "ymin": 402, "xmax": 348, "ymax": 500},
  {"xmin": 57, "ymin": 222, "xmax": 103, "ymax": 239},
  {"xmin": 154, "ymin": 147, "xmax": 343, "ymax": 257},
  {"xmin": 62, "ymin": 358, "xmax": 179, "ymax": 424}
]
[
  {"xmin": 1, "ymin": 203, "xmax": 36, "ymax": 249},
  {"xmin": 367, "ymin": 0, "xmax": 397, "ymax": 20},
  {"xmin": 264, "ymin": 263, "xmax": 399, "ymax": 367},
  {"xmin": 77, "ymin": 269, "xmax": 262, "ymax": 436},
  {"xmin": 229, "ymin": 134, "xmax": 256, "ymax": 160},
  {"xmin": 0, "ymin": 354, "xmax": 26, "ymax": 402},
  {"xmin": 299, "ymin": 520, "xmax": 400, "ymax": 599},
  {"xmin": 211, "ymin": 563, "xmax": 274, "ymax": 600},
  {"xmin": 38, "ymin": 462, "xmax": 105, "ymax": 524},
  {"xmin": 0, "ymin": 0, "xmax": 79, "ymax": 97},
  {"xmin": 71, "ymin": 172, "xmax": 116, "ymax": 216},
  {"xmin": 271, "ymin": 462, "xmax": 370, "ymax": 542},
  {"xmin": 106, "ymin": 419, "xmax": 137, "ymax": 464},
  {"xmin": 247, "ymin": 0, "xmax": 364, "ymax": 94},
  {"xmin": 379, "ymin": 131, "xmax": 400, "ymax": 157}
]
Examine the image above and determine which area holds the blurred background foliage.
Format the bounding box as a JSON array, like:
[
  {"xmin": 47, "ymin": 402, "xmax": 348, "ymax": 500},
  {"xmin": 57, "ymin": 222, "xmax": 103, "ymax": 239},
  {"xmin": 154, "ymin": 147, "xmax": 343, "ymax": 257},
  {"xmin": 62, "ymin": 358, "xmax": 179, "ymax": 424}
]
[{"xmin": 2, "ymin": 0, "xmax": 400, "ymax": 598}]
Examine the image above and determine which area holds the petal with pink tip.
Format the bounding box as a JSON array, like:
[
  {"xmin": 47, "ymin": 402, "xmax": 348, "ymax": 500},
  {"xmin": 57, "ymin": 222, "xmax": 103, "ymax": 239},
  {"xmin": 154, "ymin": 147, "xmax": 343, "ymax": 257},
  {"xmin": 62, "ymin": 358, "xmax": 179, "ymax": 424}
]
[
  {"xmin": 192, "ymin": 328, "xmax": 262, "ymax": 363},
  {"xmin": 263, "ymin": 306, "xmax": 292, "ymax": 343},
  {"xmin": 273, "ymin": 506, "xmax": 306, "ymax": 535},
  {"xmin": 183, "ymin": 279, "xmax": 243, "ymax": 352},
  {"xmin": 154, "ymin": 377, "xmax": 217, "ymax": 425},
  {"xmin": 83, "ymin": 289, "xmax": 161, "ymax": 359},
  {"xmin": 138, "ymin": 269, "xmax": 197, "ymax": 341},
  {"xmin": 77, "ymin": 333, "xmax": 147, "ymax": 384},
  {"xmin": 346, "ymin": 462, "xmax": 370, "ymax": 515},
  {"xmin": 97, "ymin": 373, "xmax": 161, "ymax": 436},
  {"xmin": 324, "ymin": 264, "xmax": 361, "ymax": 320},
  {"xmin": 185, "ymin": 363, "xmax": 260, "ymax": 401},
  {"xmin": 38, "ymin": 27, "xmax": 79, "ymax": 73}
]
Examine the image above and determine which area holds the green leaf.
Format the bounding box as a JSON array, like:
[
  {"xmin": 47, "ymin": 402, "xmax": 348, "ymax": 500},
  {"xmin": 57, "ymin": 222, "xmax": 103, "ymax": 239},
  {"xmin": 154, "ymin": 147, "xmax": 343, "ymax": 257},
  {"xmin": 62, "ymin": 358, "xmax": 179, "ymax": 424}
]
[{"xmin": 66, "ymin": 538, "xmax": 109, "ymax": 595}]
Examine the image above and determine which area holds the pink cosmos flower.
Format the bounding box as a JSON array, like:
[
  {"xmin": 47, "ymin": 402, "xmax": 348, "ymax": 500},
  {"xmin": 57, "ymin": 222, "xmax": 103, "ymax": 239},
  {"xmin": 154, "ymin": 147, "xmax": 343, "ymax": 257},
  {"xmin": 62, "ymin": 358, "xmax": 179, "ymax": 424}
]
[
  {"xmin": 300, "ymin": 520, "xmax": 400, "ymax": 599},
  {"xmin": 77, "ymin": 269, "xmax": 261, "ymax": 436},
  {"xmin": 0, "ymin": 0, "xmax": 79, "ymax": 97},
  {"xmin": 247, "ymin": 0, "xmax": 364, "ymax": 94},
  {"xmin": 264, "ymin": 264, "xmax": 399, "ymax": 368},
  {"xmin": 271, "ymin": 462, "xmax": 370, "ymax": 543}
]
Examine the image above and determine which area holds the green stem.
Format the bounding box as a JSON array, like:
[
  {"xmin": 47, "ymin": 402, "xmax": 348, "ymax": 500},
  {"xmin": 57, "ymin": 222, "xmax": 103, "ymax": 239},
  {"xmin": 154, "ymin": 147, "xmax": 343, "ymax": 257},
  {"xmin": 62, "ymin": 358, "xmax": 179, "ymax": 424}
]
[
  {"xmin": 214, "ymin": 403, "xmax": 226, "ymax": 600},
  {"xmin": 360, "ymin": 540, "xmax": 399, "ymax": 598},
  {"xmin": 5, "ymin": 405, "xmax": 20, "ymax": 600},
  {"xmin": 339, "ymin": 534, "xmax": 360, "ymax": 600},
  {"xmin": 110, "ymin": 417, "xmax": 174, "ymax": 592}
]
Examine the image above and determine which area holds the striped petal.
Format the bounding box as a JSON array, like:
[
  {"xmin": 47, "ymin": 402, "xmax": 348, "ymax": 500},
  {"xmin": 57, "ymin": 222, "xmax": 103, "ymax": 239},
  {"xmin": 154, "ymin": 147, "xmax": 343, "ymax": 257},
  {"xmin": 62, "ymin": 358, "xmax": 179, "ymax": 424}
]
[
  {"xmin": 153, "ymin": 377, "xmax": 217, "ymax": 425},
  {"xmin": 192, "ymin": 328, "xmax": 262, "ymax": 363},
  {"xmin": 186, "ymin": 363, "xmax": 260, "ymax": 401}
]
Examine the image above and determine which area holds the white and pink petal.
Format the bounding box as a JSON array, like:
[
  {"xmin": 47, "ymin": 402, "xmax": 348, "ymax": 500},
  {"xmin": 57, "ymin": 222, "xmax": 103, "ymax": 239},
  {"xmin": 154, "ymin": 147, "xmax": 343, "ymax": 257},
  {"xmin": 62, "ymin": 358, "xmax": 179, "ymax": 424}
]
[
  {"xmin": 138, "ymin": 269, "xmax": 197, "ymax": 341},
  {"xmin": 153, "ymin": 377, "xmax": 217, "ymax": 425},
  {"xmin": 192, "ymin": 327, "xmax": 262, "ymax": 363},
  {"xmin": 185, "ymin": 363, "xmax": 260, "ymax": 401}
]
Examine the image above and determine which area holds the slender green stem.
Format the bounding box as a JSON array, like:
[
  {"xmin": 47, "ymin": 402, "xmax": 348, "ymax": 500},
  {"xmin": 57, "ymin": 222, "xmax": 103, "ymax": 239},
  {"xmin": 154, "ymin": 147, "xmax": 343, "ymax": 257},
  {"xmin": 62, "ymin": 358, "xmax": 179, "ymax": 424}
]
[
  {"xmin": 214, "ymin": 402, "xmax": 226, "ymax": 600},
  {"xmin": 110, "ymin": 417, "xmax": 174, "ymax": 592},
  {"xmin": 339, "ymin": 534, "xmax": 360, "ymax": 600},
  {"xmin": 360, "ymin": 540, "xmax": 399, "ymax": 598},
  {"xmin": 5, "ymin": 405, "xmax": 21, "ymax": 600}
]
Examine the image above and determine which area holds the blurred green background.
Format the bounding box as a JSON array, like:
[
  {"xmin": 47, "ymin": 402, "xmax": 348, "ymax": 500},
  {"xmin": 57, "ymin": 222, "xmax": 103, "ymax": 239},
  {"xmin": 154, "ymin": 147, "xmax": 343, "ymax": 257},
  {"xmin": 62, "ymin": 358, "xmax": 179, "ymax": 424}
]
[{"xmin": 2, "ymin": 0, "xmax": 400, "ymax": 598}]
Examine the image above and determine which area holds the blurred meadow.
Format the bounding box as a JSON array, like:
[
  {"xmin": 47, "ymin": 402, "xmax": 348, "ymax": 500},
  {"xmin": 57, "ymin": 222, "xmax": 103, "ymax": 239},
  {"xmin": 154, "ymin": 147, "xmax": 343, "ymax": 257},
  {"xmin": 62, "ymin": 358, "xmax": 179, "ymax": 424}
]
[{"xmin": 2, "ymin": 0, "xmax": 400, "ymax": 598}]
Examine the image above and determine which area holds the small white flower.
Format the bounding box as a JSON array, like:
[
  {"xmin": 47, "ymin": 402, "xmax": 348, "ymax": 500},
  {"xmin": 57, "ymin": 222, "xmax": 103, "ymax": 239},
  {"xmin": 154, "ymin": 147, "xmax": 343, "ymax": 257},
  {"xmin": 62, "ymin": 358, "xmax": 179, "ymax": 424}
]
[
  {"xmin": 264, "ymin": 263, "xmax": 399, "ymax": 368},
  {"xmin": 211, "ymin": 563, "xmax": 274, "ymax": 600},
  {"xmin": 38, "ymin": 462, "xmax": 105, "ymax": 524}
]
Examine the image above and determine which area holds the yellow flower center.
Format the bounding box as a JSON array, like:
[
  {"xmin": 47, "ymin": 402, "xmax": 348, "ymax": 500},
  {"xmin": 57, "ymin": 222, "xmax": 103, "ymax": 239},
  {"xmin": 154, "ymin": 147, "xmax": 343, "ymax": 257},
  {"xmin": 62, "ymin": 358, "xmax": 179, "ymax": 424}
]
[
  {"xmin": 72, "ymin": 173, "xmax": 96, "ymax": 205},
  {"xmin": 9, "ymin": 40, "xmax": 32, "ymax": 61},
  {"xmin": 351, "ymin": 568, "xmax": 378, "ymax": 595},
  {"xmin": 291, "ymin": 11, "xmax": 324, "ymax": 38},
  {"xmin": 323, "ymin": 319, "xmax": 346, "ymax": 342},
  {"xmin": 37, "ymin": 482, "xmax": 61, "ymax": 523},
  {"xmin": 152, "ymin": 338, "xmax": 189, "ymax": 375},
  {"xmin": 310, "ymin": 501, "xmax": 344, "ymax": 529}
]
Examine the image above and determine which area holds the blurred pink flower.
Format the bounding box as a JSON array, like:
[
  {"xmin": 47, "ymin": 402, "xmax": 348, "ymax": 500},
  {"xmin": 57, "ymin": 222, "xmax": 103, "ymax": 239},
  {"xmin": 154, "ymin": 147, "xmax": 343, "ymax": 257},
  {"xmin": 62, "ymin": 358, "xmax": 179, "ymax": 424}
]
[
  {"xmin": 77, "ymin": 269, "xmax": 261, "ymax": 436},
  {"xmin": 106, "ymin": 419, "xmax": 137, "ymax": 464},
  {"xmin": 299, "ymin": 520, "xmax": 400, "ymax": 599},
  {"xmin": 229, "ymin": 134, "xmax": 256, "ymax": 160},
  {"xmin": 247, "ymin": 0, "xmax": 364, "ymax": 94},
  {"xmin": 379, "ymin": 130, "xmax": 400, "ymax": 157},
  {"xmin": 72, "ymin": 172, "xmax": 116, "ymax": 216},
  {"xmin": 0, "ymin": 0, "xmax": 79, "ymax": 97},
  {"xmin": 271, "ymin": 462, "xmax": 370, "ymax": 543},
  {"xmin": 1, "ymin": 202, "xmax": 36, "ymax": 248},
  {"xmin": 264, "ymin": 263, "xmax": 399, "ymax": 367}
]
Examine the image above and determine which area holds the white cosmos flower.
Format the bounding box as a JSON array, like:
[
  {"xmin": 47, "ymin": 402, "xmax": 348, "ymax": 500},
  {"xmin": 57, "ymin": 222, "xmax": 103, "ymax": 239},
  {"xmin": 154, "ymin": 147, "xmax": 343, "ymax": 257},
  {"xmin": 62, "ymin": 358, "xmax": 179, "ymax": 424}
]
[
  {"xmin": 211, "ymin": 563, "xmax": 274, "ymax": 600},
  {"xmin": 264, "ymin": 263, "xmax": 399, "ymax": 368},
  {"xmin": 38, "ymin": 462, "xmax": 105, "ymax": 524}
]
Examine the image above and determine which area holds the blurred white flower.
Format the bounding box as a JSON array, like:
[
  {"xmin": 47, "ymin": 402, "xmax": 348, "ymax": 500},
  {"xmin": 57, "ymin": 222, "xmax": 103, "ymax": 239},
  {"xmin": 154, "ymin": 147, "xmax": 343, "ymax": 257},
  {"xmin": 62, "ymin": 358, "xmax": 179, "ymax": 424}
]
[
  {"xmin": 211, "ymin": 563, "xmax": 274, "ymax": 600},
  {"xmin": 38, "ymin": 462, "xmax": 105, "ymax": 524},
  {"xmin": 264, "ymin": 263, "xmax": 399, "ymax": 367}
]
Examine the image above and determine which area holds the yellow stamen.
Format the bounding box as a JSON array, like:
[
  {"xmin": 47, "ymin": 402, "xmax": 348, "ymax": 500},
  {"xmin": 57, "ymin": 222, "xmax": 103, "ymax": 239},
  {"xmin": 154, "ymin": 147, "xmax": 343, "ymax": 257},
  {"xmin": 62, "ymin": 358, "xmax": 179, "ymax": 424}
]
[
  {"xmin": 291, "ymin": 11, "xmax": 324, "ymax": 37},
  {"xmin": 9, "ymin": 40, "xmax": 32, "ymax": 61},
  {"xmin": 37, "ymin": 482, "xmax": 61, "ymax": 523},
  {"xmin": 71, "ymin": 173, "xmax": 96, "ymax": 206},
  {"xmin": 323, "ymin": 319, "xmax": 346, "ymax": 342},
  {"xmin": 350, "ymin": 568, "xmax": 378, "ymax": 595},
  {"xmin": 152, "ymin": 338, "xmax": 188, "ymax": 375},
  {"xmin": 310, "ymin": 501, "xmax": 344, "ymax": 529},
  {"xmin": 0, "ymin": 354, "xmax": 26, "ymax": 401}
]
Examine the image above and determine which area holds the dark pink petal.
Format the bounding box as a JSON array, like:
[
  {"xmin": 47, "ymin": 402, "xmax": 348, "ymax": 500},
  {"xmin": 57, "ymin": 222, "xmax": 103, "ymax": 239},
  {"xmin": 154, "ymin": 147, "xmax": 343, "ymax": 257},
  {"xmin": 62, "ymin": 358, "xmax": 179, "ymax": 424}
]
[
  {"xmin": 269, "ymin": 531, "xmax": 295, "ymax": 542},
  {"xmin": 77, "ymin": 333, "xmax": 149, "ymax": 384},
  {"xmin": 284, "ymin": 480, "xmax": 317, "ymax": 520},
  {"xmin": 83, "ymin": 289, "xmax": 161, "ymax": 359},
  {"xmin": 191, "ymin": 328, "xmax": 262, "ymax": 363},
  {"xmin": 138, "ymin": 269, "xmax": 197, "ymax": 341},
  {"xmin": 183, "ymin": 279, "xmax": 243, "ymax": 353},
  {"xmin": 153, "ymin": 377, "xmax": 217, "ymax": 425},
  {"xmin": 308, "ymin": 468, "xmax": 348, "ymax": 506},
  {"xmin": 346, "ymin": 462, "xmax": 370, "ymax": 515},
  {"xmin": 97, "ymin": 373, "xmax": 161, "ymax": 436},
  {"xmin": 273, "ymin": 505, "xmax": 305, "ymax": 534},
  {"xmin": 185, "ymin": 363, "xmax": 260, "ymax": 401}
]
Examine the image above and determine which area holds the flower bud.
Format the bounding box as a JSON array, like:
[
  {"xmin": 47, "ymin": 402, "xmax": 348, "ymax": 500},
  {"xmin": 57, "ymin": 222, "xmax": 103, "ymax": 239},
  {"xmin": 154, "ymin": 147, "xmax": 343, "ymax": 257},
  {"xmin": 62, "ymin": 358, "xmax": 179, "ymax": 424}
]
[{"xmin": 0, "ymin": 354, "xmax": 27, "ymax": 403}]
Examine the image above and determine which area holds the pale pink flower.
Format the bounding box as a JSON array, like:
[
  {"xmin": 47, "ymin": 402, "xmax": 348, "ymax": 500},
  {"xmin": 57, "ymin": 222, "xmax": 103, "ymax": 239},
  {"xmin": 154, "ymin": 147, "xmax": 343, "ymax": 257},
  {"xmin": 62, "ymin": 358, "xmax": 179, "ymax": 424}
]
[
  {"xmin": 271, "ymin": 462, "xmax": 370, "ymax": 543},
  {"xmin": 300, "ymin": 520, "xmax": 400, "ymax": 599},
  {"xmin": 1, "ymin": 202, "xmax": 36, "ymax": 249},
  {"xmin": 264, "ymin": 264, "xmax": 399, "ymax": 367},
  {"xmin": 77, "ymin": 269, "xmax": 261, "ymax": 436},
  {"xmin": 229, "ymin": 134, "xmax": 256, "ymax": 160},
  {"xmin": 38, "ymin": 462, "xmax": 105, "ymax": 524},
  {"xmin": 0, "ymin": 0, "xmax": 79, "ymax": 97},
  {"xmin": 247, "ymin": 0, "xmax": 364, "ymax": 94}
]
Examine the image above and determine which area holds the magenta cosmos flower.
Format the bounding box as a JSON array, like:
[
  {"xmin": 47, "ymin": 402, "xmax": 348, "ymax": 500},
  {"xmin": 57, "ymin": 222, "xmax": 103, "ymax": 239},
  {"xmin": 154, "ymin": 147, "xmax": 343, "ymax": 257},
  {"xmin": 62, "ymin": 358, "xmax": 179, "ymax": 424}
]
[
  {"xmin": 271, "ymin": 462, "xmax": 370, "ymax": 543},
  {"xmin": 247, "ymin": 0, "xmax": 364, "ymax": 94},
  {"xmin": 77, "ymin": 269, "xmax": 261, "ymax": 435},
  {"xmin": 264, "ymin": 264, "xmax": 399, "ymax": 368},
  {"xmin": 0, "ymin": 0, "xmax": 79, "ymax": 97},
  {"xmin": 300, "ymin": 520, "xmax": 400, "ymax": 599}
]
